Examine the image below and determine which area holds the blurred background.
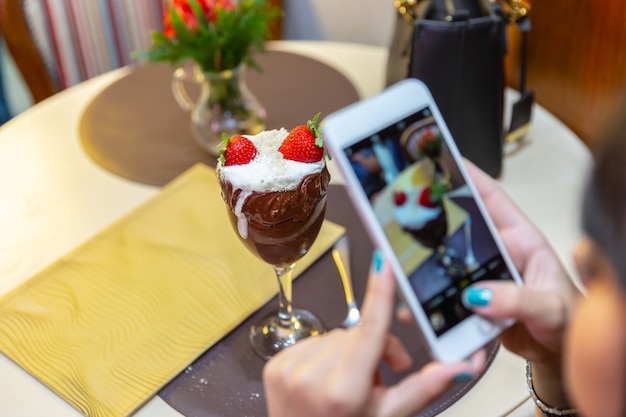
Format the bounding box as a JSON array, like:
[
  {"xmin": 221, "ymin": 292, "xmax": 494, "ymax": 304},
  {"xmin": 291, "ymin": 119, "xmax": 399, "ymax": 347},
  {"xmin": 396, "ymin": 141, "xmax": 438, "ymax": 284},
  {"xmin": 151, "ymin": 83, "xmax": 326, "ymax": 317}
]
[
  {"xmin": 1, "ymin": 0, "xmax": 625, "ymax": 150},
  {"xmin": 0, "ymin": 0, "xmax": 395, "ymax": 123}
]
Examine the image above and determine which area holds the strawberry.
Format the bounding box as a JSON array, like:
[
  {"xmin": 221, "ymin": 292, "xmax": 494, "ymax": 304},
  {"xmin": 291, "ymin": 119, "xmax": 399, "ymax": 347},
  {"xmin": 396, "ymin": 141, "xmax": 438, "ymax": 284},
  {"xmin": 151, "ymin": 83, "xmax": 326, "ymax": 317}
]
[
  {"xmin": 394, "ymin": 190, "xmax": 408, "ymax": 206},
  {"xmin": 419, "ymin": 187, "xmax": 436, "ymax": 208},
  {"xmin": 419, "ymin": 180, "xmax": 447, "ymax": 208},
  {"xmin": 278, "ymin": 113, "xmax": 324, "ymax": 163},
  {"xmin": 218, "ymin": 134, "xmax": 257, "ymax": 166}
]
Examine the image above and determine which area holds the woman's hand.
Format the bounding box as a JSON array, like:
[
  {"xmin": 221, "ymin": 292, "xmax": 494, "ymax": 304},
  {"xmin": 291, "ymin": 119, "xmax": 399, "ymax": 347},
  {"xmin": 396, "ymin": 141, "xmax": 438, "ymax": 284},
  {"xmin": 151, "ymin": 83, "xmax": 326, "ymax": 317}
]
[
  {"xmin": 458, "ymin": 161, "xmax": 585, "ymax": 409},
  {"xmin": 394, "ymin": 161, "xmax": 582, "ymax": 409},
  {"xmin": 263, "ymin": 251, "xmax": 485, "ymax": 417},
  {"xmin": 460, "ymin": 161, "xmax": 581, "ymax": 364}
]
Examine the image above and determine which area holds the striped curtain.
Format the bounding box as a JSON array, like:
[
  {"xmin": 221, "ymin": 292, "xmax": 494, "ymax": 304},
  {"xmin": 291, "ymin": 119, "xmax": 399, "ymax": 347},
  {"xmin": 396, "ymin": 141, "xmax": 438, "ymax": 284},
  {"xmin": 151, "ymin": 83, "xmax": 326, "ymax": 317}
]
[{"xmin": 23, "ymin": 0, "xmax": 167, "ymax": 90}]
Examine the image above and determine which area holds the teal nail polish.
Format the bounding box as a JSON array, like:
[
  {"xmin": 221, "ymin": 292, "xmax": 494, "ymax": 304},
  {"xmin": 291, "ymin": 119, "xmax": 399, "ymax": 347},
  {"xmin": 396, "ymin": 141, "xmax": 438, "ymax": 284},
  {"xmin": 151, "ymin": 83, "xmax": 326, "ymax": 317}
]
[
  {"xmin": 462, "ymin": 287, "xmax": 492, "ymax": 307},
  {"xmin": 372, "ymin": 249, "xmax": 384, "ymax": 273},
  {"xmin": 453, "ymin": 372, "xmax": 474, "ymax": 383},
  {"xmin": 395, "ymin": 301, "xmax": 408, "ymax": 313}
]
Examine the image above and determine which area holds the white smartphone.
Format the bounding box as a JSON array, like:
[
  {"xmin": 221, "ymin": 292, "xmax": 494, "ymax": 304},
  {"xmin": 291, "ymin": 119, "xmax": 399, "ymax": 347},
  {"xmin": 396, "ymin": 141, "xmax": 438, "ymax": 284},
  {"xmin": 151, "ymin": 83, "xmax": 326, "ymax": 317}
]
[{"xmin": 322, "ymin": 78, "xmax": 523, "ymax": 363}]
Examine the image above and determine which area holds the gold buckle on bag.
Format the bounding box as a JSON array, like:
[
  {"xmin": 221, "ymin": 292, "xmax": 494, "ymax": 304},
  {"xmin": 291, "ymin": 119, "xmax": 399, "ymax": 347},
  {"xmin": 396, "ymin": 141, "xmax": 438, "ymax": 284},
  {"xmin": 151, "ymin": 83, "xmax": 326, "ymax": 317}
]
[
  {"xmin": 399, "ymin": 0, "xmax": 531, "ymax": 23},
  {"xmin": 394, "ymin": 0, "xmax": 420, "ymax": 23},
  {"xmin": 504, "ymin": 123, "xmax": 530, "ymax": 144},
  {"xmin": 395, "ymin": 0, "xmax": 457, "ymax": 23},
  {"xmin": 497, "ymin": 0, "xmax": 531, "ymax": 23}
]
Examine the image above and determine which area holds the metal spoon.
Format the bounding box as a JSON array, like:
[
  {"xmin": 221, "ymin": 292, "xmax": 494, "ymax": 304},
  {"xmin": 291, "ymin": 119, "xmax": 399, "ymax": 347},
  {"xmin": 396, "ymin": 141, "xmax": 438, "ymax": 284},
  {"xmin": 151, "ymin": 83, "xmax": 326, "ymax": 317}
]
[
  {"xmin": 464, "ymin": 218, "xmax": 480, "ymax": 271},
  {"xmin": 331, "ymin": 235, "xmax": 361, "ymax": 328}
]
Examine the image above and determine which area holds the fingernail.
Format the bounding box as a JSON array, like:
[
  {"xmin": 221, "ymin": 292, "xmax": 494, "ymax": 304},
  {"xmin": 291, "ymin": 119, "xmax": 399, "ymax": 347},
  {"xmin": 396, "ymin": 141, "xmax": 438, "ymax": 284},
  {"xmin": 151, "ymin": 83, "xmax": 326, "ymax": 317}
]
[
  {"xmin": 395, "ymin": 301, "xmax": 408, "ymax": 314},
  {"xmin": 462, "ymin": 287, "xmax": 492, "ymax": 308},
  {"xmin": 453, "ymin": 372, "xmax": 475, "ymax": 383},
  {"xmin": 372, "ymin": 249, "xmax": 384, "ymax": 273}
]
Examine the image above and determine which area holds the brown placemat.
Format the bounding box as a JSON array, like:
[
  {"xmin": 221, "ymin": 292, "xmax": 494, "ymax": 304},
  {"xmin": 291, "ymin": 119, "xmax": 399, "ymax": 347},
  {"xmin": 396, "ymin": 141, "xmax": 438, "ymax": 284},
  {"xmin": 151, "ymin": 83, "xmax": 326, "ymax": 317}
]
[
  {"xmin": 79, "ymin": 51, "xmax": 360, "ymax": 186},
  {"xmin": 159, "ymin": 184, "xmax": 500, "ymax": 417}
]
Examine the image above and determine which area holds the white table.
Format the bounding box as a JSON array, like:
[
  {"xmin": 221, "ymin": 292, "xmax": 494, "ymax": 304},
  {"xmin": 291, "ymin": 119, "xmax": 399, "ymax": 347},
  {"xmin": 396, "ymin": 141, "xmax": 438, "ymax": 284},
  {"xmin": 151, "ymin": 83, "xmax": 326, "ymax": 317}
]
[{"xmin": 0, "ymin": 41, "xmax": 592, "ymax": 417}]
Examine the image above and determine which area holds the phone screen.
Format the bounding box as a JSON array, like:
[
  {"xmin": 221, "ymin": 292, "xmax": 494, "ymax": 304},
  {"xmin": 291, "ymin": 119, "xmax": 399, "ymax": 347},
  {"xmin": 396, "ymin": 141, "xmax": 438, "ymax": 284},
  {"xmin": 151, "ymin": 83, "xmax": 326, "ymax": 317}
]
[{"xmin": 341, "ymin": 106, "xmax": 513, "ymax": 336}]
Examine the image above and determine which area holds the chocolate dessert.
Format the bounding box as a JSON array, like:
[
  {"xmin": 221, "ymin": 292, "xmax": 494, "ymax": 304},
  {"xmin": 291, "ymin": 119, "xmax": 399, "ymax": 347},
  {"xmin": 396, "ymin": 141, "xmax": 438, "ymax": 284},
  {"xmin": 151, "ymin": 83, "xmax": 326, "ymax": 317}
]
[
  {"xmin": 403, "ymin": 206, "xmax": 448, "ymax": 250},
  {"xmin": 216, "ymin": 127, "xmax": 330, "ymax": 267},
  {"xmin": 219, "ymin": 167, "xmax": 330, "ymax": 266}
]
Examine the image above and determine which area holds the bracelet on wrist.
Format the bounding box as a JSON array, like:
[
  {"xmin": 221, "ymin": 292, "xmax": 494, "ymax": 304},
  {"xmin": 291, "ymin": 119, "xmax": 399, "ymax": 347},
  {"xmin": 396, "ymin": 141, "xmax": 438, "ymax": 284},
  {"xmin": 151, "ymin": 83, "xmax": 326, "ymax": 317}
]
[{"xmin": 526, "ymin": 361, "xmax": 578, "ymax": 417}]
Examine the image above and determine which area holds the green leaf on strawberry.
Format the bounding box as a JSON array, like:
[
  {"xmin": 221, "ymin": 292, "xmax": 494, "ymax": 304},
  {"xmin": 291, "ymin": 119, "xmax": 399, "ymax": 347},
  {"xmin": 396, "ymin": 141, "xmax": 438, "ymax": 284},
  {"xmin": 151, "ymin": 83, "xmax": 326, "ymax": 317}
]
[
  {"xmin": 419, "ymin": 177, "xmax": 449, "ymax": 207},
  {"xmin": 217, "ymin": 132, "xmax": 230, "ymax": 165},
  {"xmin": 218, "ymin": 133, "xmax": 258, "ymax": 166},
  {"xmin": 428, "ymin": 180, "xmax": 448, "ymax": 203}
]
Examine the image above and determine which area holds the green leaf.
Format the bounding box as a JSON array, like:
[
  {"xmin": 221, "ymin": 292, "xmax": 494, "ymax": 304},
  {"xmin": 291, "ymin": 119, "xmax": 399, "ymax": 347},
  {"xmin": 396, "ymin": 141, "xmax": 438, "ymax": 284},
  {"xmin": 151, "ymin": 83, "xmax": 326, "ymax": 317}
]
[
  {"xmin": 428, "ymin": 177, "xmax": 450, "ymax": 203},
  {"xmin": 188, "ymin": 0, "xmax": 208, "ymax": 27},
  {"xmin": 170, "ymin": 6, "xmax": 194, "ymax": 44},
  {"xmin": 217, "ymin": 132, "xmax": 230, "ymax": 165}
]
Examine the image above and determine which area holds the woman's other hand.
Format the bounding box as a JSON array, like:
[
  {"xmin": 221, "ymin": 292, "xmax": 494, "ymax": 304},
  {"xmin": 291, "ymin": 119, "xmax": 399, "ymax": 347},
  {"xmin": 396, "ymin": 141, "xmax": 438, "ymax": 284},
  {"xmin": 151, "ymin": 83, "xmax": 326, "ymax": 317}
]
[
  {"xmin": 460, "ymin": 161, "xmax": 581, "ymax": 363},
  {"xmin": 263, "ymin": 251, "xmax": 485, "ymax": 417}
]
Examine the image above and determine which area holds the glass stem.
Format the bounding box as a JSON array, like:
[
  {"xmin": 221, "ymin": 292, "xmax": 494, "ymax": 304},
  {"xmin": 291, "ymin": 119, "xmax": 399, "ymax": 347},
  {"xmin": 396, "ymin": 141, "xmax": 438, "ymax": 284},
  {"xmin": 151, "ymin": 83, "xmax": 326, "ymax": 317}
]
[{"xmin": 274, "ymin": 264, "xmax": 295, "ymax": 326}]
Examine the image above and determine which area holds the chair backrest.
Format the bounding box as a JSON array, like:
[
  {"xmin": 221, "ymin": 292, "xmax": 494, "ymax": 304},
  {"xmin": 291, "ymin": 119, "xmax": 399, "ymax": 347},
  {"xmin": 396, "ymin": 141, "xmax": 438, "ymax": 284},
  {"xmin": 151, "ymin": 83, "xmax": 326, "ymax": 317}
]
[
  {"xmin": 0, "ymin": 0, "xmax": 283, "ymax": 104},
  {"xmin": 505, "ymin": 0, "xmax": 626, "ymax": 148},
  {"xmin": 0, "ymin": 0, "xmax": 56, "ymax": 103}
]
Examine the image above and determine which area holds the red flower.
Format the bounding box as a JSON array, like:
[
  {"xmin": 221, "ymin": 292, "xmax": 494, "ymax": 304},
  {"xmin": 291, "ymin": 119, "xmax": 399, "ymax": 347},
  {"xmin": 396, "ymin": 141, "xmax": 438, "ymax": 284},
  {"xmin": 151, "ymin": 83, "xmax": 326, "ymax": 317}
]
[
  {"xmin": 163, "ymin": 0, "xmax": 236, "ymax": 38},
  {"xmin": 141, "ymin": 0, "xmax": 278, "ymax": 72},
  {"xmin": 204, "ymin": 0, "xmax": 236, "ymax": 22}
]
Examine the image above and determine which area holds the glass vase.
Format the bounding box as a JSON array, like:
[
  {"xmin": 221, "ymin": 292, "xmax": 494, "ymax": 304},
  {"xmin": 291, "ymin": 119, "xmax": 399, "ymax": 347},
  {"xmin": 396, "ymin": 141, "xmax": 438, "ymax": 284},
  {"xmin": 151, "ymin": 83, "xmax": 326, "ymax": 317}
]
[{"xmin": 171, "ymin": 63, "xmax": 267, "ymax": 156}]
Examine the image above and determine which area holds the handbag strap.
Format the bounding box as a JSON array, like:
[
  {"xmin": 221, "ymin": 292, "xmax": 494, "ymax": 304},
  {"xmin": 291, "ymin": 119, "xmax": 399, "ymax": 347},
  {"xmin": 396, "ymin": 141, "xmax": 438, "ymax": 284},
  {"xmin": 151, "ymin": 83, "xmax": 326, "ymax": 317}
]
[{"xmin": 500, "ymin": 0, "xmax": 534, "ymax": 144}]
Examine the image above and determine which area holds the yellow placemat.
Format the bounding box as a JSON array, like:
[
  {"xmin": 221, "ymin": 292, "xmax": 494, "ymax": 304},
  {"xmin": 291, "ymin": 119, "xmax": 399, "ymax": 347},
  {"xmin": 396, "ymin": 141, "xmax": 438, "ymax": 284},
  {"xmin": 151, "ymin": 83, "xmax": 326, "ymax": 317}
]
[{"xmin": 0, "ymin": 163, "xmax": 344, "ymax": 417}]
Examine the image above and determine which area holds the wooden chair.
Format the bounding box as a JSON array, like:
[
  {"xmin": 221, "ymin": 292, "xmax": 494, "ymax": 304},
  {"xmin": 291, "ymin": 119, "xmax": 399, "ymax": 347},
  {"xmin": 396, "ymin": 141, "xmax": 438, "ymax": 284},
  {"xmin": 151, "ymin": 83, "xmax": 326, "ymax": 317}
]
[
  {"xmin": 0, "ymin": 0, "xmax": 56, "ymax": 103},
  {"xmin": 0, "ymin": 0, "xmax": 283, "ymax": 104},
  {"xmin": 506, "ymin": 0, "xmax": 626, "ymax": 148}
]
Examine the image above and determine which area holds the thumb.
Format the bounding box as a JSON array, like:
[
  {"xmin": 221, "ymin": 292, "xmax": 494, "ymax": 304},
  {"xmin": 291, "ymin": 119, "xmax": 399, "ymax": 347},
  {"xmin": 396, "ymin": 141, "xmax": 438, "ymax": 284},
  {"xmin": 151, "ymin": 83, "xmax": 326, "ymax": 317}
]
[
  {"xmin": 462, "ymin": 281, "xmax": 570, "ymax": 333},
  {"xmin": 374, "ymin": 349, "xmax": 487, "ymax": 417}
]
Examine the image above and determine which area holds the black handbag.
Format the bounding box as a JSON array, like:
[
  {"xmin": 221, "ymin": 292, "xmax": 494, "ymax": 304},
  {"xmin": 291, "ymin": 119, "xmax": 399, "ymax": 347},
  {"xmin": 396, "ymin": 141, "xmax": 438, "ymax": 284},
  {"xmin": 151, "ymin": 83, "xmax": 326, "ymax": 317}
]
[{"xmin": 386, "ymin": 0, "xmax": 533, "ymax": 177}]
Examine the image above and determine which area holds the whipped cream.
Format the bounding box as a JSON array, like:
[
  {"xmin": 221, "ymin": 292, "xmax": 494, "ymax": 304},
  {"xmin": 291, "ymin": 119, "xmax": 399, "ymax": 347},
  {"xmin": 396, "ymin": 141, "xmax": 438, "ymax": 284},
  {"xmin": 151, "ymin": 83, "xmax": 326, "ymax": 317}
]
[
  {"xmin": 216, "ymin": 128, "xmax": 325, "ymax": 192},
  {"xmin": 391, "ymin": 160, "xmax": 441, "ymax": 229},
  {"xmin": 217, "ymin": 128, "xmax": 326, "ymax": 240},
  {"xmin": 393, "ymin": 185, "xmax": 442, "ymax": 229}
]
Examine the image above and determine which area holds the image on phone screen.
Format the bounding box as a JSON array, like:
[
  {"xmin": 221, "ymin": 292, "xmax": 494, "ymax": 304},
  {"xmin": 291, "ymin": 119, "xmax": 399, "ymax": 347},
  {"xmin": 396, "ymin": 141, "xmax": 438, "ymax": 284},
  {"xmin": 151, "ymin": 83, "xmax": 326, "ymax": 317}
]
[{"xmin": 342, "ymin": 106, "xmax": 513, "ymax": 336}]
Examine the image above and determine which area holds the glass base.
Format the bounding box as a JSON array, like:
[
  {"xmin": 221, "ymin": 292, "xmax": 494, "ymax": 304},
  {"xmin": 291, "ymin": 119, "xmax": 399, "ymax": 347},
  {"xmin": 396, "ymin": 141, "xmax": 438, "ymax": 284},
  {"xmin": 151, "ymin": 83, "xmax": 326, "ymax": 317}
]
[{"xmin": 249, "ymin": 308, "xmax": 326, "ymax": 360}]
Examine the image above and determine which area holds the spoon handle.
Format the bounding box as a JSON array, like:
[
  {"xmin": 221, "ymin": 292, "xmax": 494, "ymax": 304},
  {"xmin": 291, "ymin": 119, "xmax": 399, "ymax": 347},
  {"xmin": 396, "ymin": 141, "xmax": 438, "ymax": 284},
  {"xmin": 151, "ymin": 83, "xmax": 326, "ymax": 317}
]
[
  {"xmin": 332, "ymin": 235, "xmax": 355, "ymax": 304},
  {"xmin": 332, "ymin": 235, "xmax": 361, "ymax": 329}
]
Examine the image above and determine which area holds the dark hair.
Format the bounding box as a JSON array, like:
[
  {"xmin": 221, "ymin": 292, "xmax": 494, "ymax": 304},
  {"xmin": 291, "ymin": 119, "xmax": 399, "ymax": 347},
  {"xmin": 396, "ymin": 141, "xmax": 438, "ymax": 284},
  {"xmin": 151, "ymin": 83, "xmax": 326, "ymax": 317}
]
[{"xmin": 581, "ymin": 108, "xmax": 626, "ymax": 290}]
